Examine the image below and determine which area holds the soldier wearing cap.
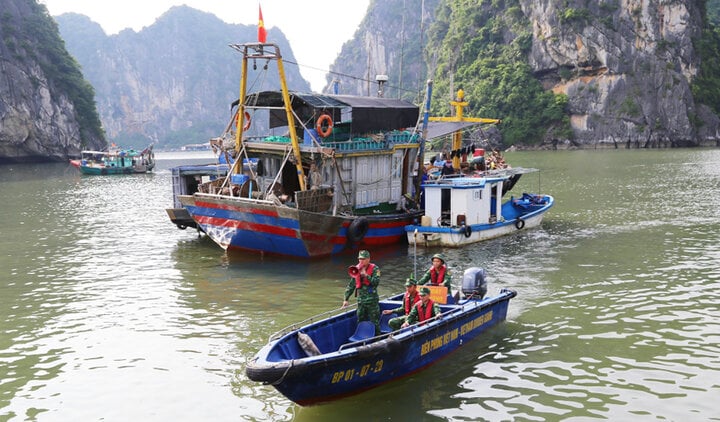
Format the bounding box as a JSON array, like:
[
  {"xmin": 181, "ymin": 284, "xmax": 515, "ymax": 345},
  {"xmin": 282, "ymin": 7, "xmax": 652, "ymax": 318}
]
[
  {"xmin": 382, "ymin": 278, "xmax": 421, "ymax": 331},
  {"xmin": 418, "ymin": 253, "xmax": 452, "ymax": 296},
  {"xmin": 342, "ymin": 250, "xmax": 381, "ymax": 334},
  {"xmin": 402, "ymin": 287, "xmax": 441, "ymax": 328}
]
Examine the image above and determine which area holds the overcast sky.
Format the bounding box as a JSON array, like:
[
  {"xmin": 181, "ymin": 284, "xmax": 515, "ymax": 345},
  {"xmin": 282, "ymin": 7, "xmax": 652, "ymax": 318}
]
[{"xmin": 41, "ymin": 0, "xmax": 370, "ymax": 91}]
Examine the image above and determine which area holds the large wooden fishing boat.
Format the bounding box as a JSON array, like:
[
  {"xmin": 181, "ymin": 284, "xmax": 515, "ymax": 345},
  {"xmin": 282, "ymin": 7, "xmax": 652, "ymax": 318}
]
[{"xmin": 177, "ymin": 42, "xmax": 439, "ymax": 258}]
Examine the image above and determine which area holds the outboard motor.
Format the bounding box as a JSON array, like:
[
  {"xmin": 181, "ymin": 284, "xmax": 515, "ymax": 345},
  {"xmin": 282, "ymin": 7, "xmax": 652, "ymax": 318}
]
[{"xmin": 462, "ymin": 267, "xmax": 488, "ymax": 299}]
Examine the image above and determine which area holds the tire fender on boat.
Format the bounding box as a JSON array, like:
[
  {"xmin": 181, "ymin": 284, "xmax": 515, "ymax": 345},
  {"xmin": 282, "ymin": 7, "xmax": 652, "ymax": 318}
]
[
  {"xmin": 245, "ymin": 359, "xmax": 294, "ymax": 385},
  {"xmin": 347, "ymin": 217, "xmax": 369, "ymax": 243},
  {"xmin": 347, "ymin": 217, "xmax": 370, "ymax": 243},
  {"xmin": 316, "ymin": 114, "xmax": 333, "ymax": 138},
  {"xmin": 464, "ymin": 225, "xmax": 472, "ymax": 238},
  {"xmin": 515, "ymin": 219, "xmax": 525, "ymax": 230}
]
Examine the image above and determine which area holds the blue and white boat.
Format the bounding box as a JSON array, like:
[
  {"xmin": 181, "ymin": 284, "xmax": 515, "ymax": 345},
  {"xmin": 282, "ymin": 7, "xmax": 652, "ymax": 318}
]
[
  {"xmin": 245, "ymin": 267, "xmax": 516, "ymax": 405},
  {"xmin": 405, "ymin": 169, "xmax": 554, "ymax": 247}
]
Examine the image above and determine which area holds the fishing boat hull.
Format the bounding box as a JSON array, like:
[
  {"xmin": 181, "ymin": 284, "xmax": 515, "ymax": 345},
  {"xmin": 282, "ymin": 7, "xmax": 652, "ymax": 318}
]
[
  {"xmin": 406, "ymin": 194, "xmax": 554, "ymax": 247},
  {"xmin": 246, "ymin": 278, "xmax": 516, "ymax": 405},
  {"xmin": 78, "ymin": 165, "xmax": 148, "ymax": 175},
  {"xmin": 179, "ymin": 193, "xmax": 421, "ymax": 257},
  {"xmin": 166, "ymin": 164, "xmax": 231, "ymax": 230}
]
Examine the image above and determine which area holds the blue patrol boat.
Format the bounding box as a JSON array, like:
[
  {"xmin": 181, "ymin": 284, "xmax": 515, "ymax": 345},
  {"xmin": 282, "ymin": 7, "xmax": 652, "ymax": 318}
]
[{"xmin": 245, "ymin": 267, "xmax": 516, "ymax": 405}]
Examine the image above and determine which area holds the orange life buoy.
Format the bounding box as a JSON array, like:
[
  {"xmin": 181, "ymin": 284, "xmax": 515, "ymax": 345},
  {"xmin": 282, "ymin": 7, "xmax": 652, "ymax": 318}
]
[
  {"xmin": 236, "ymin": 111, "xmax": 251, "ymax": 131},
  {"xmin": 316, "ymin": 114, "xmax": 333, "ymax": 138}
]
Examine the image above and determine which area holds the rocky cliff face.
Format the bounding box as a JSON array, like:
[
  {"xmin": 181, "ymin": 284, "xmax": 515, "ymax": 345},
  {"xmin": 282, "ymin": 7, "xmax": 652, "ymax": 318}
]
[
  {"xmin": 327, "ymin": 0, "xmax": 439, "ymax": 100},
  {"xmin": 522, "ymin": 0, "xmax": 719, "ymax": 147},
  {"xmin": 56, "ymin": 6, "xmax": 310, "ymax": 150},
  {"xmin": 332, "ymin": 0, "xmax": 719, "ymax": 147},
  {"xmin": 0, "ymin": 0, "xmax": 104, "ymax": 163}
]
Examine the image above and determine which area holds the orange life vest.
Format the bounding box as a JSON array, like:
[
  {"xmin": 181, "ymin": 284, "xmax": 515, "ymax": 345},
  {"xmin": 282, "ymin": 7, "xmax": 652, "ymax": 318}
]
[
  {"xmin": 415, "ymin": 299, "xmax": 436, "ymax": 322},
  {"xmin": 353, "ymin": 263, "xmax": 376, "ymax": 289},
  {"xmin": 429, "ymin": 265, "xmax": 447, "ymax": 285},
  {"xmin": 403, "ymin": 291, "xmax": 420, "ymax": 314}
]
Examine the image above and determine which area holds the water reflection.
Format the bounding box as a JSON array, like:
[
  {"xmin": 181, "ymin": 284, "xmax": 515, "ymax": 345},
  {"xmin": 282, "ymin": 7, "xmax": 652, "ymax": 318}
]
[{"xmin": 1, "ymin": 150, "xmax": 719, "ymax": 420}]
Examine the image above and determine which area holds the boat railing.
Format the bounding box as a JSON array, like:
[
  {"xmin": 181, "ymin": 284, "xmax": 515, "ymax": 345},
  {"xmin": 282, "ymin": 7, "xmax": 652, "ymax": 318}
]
[
  {"xmin": 381, "ymin": 289, "xmax": 517, "ymax": 337},
  {"xmin": 267, "ymin": 293, "xmax": 398, "ymax": 342},
  {"xmin": 337, "ymin": 306, "xmax": 461, "ymax": 352},
  {"xmin": 269, "ymin": 289, "xmax": 516, "ymax": 348},
  {"xmin": 339, "ymin": 305, "xmax": 460, "ymax": 349},
  {"xmin": 338, "ymin": 329, "xmax": 397, "ymax": 351}
]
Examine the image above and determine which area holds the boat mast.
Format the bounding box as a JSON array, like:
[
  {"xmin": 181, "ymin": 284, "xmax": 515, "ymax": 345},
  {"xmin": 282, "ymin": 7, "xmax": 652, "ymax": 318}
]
[
  {"xmin": 230, "ymin": 42, "xmax": 307, "ymax": 191},
  {"xmin": 414, "ymin": 79, "xmax": 433, "ymax": 204},
  {"xmin": 430, "ymin": 89, "xmax": 501, "ymax": 171}
]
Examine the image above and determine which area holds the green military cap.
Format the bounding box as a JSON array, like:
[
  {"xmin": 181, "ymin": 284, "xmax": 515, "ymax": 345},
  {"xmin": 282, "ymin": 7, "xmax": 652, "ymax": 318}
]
[
  {"xmin": 419, "ymin": 287, "xmax": 431, "ymax": 296},
  {"xmin": 358, "ymin": 250, "xmax": 370, "ymax": 259},
  {"xmin": 431, "ymin": 253, "xmax": 445, "ymax": 263},
  {"xmin": 405, "ymin": 278, "xmax": 417, "ymax": 287}
]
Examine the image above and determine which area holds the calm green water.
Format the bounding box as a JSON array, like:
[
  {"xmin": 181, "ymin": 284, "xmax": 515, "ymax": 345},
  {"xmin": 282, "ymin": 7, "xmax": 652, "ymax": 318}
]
[{"xmin": 1, "ymin": 149, "xmax": 718, "ymax": 421}]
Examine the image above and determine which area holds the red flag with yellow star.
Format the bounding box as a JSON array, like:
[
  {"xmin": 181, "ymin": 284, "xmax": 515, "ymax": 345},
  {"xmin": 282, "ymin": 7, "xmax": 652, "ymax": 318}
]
[{"xmin": 258, "ymin": 5, "xmax": 267, "ymax": 43}]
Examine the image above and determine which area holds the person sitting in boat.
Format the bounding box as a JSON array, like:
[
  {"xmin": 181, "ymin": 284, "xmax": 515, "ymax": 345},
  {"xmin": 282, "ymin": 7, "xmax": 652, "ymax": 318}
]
[
  {"xmin": 418, "ymin": 253, "xmax": 452, "ymax": 297},
  {"xmin": 342, "ymin": 250, "xmax": 382, "ymax": 335},
  {"xmin": 401, "ymin": 287, "xmax": 441, "ymax": 328},
  {"xmin": 382, "ymin": 278, "xmax": 421, "ymax": 331}
]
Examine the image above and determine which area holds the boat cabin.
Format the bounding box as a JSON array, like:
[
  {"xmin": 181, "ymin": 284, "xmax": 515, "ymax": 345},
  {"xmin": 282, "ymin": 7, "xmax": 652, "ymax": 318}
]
[
  {"xmin": 235, "ymin": 91, "xmax": 423, "ymax": 215},
  {"xmin": 422, "ymin": 176, "xmax": 509, "ymax": 227}
]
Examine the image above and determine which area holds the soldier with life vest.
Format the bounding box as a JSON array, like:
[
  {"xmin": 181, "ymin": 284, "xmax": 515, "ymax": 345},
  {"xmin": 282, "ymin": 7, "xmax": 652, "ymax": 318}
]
[
  {"xmin": 382, "ymin": 278, "xmax": 421, "ymax": 331},
  {"xmin": 402, "ymin": 287, "xmax": 441, "ymax": 328},
  {"xmin": 418, "ymin": 253, "xmax": 452, "ymax": 297},
  {"xmin": 342, "ymin": 250, "xmax": 382, "ymax": 334}
]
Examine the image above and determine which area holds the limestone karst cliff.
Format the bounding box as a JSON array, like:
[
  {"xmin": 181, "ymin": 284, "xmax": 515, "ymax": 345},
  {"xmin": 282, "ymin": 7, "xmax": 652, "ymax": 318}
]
[
  {"xmin": 332, "ymin": 0, "xmax": 720, "ymax": 147},
  {"xmin": 56, "ymin": 6, "xmax": 310, "ymax": 150},
  {"xmin": 0, "ymin": 0, "xmax": 104, "ymax": 163},
  {"xmin": 519, "ymin": 0, "xmax": 719, "ymax": 147}
]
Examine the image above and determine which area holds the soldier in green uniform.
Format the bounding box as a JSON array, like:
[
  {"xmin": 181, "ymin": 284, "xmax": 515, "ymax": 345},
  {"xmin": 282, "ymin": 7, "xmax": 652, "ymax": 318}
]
[
  {"xmin": 402, "ymin": 287, "xmax": 442, "ymax": 328},
  {"xmin": 417, "ymin": 253, "xmax": 452, "ymax": 297},
  {"xmin": 342, "ymin": 250, "xmax": 381, "ymax": 334},
  {"xmin": 382, "ymin": 278, "xmax": 421, "ymax": 331}
]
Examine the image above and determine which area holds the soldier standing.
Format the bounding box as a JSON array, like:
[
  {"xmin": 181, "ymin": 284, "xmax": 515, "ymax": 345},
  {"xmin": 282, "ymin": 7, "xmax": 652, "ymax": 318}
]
[{"xmin": 342, "ymin": 250, "xmax": 381, "ymax": 334}]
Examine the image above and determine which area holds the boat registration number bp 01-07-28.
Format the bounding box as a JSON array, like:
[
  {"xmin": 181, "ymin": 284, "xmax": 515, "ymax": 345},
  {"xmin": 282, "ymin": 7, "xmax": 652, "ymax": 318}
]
[{"xmin": 331, "ymin": 359, "xmax": 385, "ymax": 384}]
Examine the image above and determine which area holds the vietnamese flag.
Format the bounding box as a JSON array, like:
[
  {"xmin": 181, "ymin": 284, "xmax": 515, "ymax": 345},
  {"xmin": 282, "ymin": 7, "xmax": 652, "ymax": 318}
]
[{"xmin": 258, "ymin": 5, "xmax": 267, "ymax": 43}]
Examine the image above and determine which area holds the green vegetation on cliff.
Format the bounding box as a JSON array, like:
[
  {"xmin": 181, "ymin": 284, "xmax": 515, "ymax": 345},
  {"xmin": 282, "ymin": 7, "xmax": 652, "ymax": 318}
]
[
  {"xmin": 1, "ymin": 0, "xmax": 104, "ymax": 148},
  {"xmin": 693, "ymin": 0, "xmax": 720, "ymax": 116},
  {"xmin": 426, "ymin": 0, "xmax": 571, "ymax": 146}
]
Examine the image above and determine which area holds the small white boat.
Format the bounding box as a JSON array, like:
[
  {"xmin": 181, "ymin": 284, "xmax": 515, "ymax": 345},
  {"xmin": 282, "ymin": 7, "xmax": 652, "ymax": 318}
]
[{"xmin": 405, "ymin": 169, "xmax": 554, "ymax": 247}]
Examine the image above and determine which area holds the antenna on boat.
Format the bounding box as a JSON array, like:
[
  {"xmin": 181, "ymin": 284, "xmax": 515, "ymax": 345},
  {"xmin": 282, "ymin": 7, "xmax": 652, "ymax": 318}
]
[
  {"xmin": 413, "ymin": 80, "xmax": 433, "ymax": 205},
  {"xmin": 413, "ymin": 228, "xmax": 418, "ymax": 280}
]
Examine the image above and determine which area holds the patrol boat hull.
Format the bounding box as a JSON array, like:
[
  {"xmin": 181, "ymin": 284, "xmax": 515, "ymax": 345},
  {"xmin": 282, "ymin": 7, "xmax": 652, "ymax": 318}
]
[{"xmin": 245, "ymin": 268, "xmax": 516, "ymax": 405}]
